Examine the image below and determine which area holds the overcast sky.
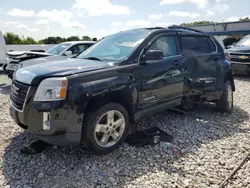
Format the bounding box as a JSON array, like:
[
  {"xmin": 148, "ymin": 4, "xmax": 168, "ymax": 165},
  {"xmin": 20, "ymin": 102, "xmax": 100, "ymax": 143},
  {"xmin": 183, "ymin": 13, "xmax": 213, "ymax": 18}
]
[{"xmin": 0, "ymin": 0, "xmax": 249, "ymax": 40}]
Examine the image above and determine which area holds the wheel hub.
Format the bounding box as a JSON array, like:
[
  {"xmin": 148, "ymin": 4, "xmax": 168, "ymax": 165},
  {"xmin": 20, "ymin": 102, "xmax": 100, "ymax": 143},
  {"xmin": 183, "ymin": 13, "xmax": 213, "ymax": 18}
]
[{"xmin": 94, "ymin": 110, "xmax": 125, "ymax": 148}]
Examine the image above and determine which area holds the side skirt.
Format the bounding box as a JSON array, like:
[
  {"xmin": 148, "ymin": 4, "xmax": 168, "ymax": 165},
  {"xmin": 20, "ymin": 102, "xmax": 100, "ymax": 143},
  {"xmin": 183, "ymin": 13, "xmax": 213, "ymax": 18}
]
[{"xmin": 135, "ymin": 98, "xmax": 182, "ymax": 121}]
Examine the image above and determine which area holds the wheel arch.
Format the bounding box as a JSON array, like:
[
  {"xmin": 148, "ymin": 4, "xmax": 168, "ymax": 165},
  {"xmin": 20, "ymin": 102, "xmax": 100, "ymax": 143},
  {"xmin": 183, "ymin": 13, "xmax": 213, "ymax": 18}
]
[
  {"xmin": 83, "ymin": 89, "xmax": 136, "ymax": 124},
  {"xmin": 224, "ymin": 70, "xmax": 235, "ymax": 91}
]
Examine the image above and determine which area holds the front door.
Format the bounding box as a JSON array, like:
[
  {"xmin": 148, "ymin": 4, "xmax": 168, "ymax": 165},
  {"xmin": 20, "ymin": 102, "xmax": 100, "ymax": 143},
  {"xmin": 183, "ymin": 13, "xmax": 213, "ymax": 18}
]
[{"xmin": 138, "ymin": 33, "xmax": 184, "ymax": 108}]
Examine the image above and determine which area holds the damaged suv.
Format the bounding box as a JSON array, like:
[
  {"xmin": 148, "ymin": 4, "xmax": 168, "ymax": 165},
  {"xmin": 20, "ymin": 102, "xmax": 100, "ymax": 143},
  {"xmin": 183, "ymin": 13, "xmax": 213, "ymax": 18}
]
[{"xmin": 10, "ymin": 26, "xmax": 235, "ymax": 154}]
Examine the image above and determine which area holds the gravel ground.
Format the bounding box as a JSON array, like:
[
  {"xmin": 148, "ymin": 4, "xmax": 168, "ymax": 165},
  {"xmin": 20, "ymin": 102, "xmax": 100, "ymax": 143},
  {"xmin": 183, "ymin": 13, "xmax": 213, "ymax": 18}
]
[{"xmin": 0, "ymin": 74, "xmax": 249, "ymax": 188}]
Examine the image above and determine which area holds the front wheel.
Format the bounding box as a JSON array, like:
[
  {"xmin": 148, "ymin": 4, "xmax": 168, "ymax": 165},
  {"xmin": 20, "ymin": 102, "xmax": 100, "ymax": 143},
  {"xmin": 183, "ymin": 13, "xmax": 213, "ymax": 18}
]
[
  {"xmin": 216, "ymin": 81, "xmax": 233, "ymax": 113},
  {"xmin": 82, "ymin": 103, "xmax": 129, "ymax": 155},
  {"xmin": 2, "ymin": 63, "xmax": 7, "ymax": 72}
]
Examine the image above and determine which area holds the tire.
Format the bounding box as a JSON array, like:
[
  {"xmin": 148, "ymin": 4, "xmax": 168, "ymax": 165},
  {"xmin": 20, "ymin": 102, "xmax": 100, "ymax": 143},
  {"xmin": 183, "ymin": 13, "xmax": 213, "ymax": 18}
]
[
  {"xmin": 82, "ymin": 103, "xmax": 129, "ymax": 155},
  {"xmin": 216, "ymin": 80, "xmax": 233, "ymax": 113},
  {"xmin": 2, "ymin": 63, "xmax": 7, "ymax": 72}
]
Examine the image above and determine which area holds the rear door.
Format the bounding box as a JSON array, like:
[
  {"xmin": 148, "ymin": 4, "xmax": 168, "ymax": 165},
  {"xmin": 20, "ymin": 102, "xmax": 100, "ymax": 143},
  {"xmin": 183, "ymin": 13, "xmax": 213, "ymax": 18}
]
[
  {"xmin": 0, "ymin": 31, "xmax": 6, "ymax": 65},
  {"xmin": 138, "ymin": 33, "xmax": 184, "ymax": 108},
  {"xmin": 180, "ymin": 34, "xmax": 218, "ymax": 95}
]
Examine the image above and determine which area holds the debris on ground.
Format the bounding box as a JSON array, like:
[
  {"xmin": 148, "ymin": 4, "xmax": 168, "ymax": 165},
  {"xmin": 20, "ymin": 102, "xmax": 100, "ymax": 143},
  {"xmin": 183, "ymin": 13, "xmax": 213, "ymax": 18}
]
[{"xmin": 126, "ymin": 126, "xmax": 173, "ymax": 147}]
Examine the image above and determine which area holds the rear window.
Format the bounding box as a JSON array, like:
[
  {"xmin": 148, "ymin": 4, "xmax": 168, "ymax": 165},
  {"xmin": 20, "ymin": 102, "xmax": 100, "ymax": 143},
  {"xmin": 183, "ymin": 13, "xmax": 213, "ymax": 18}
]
[{"xmin": 181, "ymin": 36, "xmax": 216, "ymax": 55}]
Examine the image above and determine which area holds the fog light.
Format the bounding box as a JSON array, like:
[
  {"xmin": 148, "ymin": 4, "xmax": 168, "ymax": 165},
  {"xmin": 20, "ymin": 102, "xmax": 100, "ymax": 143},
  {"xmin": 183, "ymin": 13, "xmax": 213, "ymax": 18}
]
[{"xmin": 43, "ymin": 112, "xmax": 51, "ymax": 130}]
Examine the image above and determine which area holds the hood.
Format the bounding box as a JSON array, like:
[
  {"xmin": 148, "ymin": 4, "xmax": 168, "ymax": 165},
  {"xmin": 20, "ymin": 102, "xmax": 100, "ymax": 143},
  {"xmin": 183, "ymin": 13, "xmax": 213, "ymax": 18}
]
[
  {"xmin": 227, "ymin": 45, "xmax": 250, "ymax": 53},
  {"xmin": 21, "ymin": 55, "xmax": 69, "ymax": 68},
  {"xmin": 15, "ymin": 58, "xmax": 115, "ymax": 85},
  {"xmin": 7, "ymin": 51, "xmax": 52, "ymax": 57}
]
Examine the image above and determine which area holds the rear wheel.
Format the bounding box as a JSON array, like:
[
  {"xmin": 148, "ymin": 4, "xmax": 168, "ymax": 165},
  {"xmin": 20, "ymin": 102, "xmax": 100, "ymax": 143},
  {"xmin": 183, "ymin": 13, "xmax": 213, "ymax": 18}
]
[
  {"xmin": 82, "ymin": 103, "xmax": 129, "ymax": 155},
  {"xmin": 216, "ymin": 80, "xmax": 233, "ymax": 113}
]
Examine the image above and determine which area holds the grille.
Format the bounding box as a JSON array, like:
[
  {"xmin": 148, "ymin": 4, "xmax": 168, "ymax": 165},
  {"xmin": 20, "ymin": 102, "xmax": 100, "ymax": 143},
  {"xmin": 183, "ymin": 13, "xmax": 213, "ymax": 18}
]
[
  {"xmin": 230, "ymin": 53, "xmax": 250, "ymax": 62},
  {"xmin": 10, "ymin": 80, "xmax": 30, "ymax": 111}
]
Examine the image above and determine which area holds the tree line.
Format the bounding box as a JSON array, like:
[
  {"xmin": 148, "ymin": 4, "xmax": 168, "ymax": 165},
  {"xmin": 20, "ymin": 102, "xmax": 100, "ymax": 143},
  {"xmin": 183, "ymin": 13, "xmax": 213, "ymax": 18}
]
[
  {"xmin": 180, "ymin": 17, "xmax": 250, "ymax": 26},
  {"xmin": 4, "ymin": 32, "xmax": 98, "ymax": 45}
]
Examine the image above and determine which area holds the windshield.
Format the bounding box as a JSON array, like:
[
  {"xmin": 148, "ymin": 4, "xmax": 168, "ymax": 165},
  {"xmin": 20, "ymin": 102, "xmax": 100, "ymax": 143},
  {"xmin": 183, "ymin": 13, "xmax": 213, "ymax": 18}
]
[
  {"xmin": 78, "ymin": 29, "xmax": 151, "ymax": 61},
  {"xmin": 46, "ymin": 43, "xmax": 71, "ymax": 55},
  {"xmin": 236, "ymin": 35, "xmax": 250, "ymax": 47}
]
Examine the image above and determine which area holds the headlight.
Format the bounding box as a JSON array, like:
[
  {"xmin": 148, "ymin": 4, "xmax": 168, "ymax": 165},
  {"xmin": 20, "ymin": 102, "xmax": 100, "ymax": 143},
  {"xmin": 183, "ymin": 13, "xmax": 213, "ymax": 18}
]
[
  {"xmin": 6, "ymin": 63, "xmax": 22, "ymax": 70},
  {"xmin": 34, "ymin": 77, "xmax": 68, "ymax": 101}
]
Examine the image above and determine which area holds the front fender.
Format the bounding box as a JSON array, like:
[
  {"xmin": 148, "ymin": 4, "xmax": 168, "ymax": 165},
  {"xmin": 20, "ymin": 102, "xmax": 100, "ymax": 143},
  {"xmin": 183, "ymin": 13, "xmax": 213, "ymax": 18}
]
[{"xmin": 68, "ymin": 74, "xmax": 137, "ymax": 116}]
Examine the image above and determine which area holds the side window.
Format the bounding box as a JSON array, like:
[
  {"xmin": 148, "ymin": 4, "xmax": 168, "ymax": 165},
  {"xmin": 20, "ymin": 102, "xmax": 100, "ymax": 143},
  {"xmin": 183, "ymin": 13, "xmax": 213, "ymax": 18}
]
[
  {"xmin": 78, "ymin": 44, "xmax": 92, "ymax": 52},
  {"xmin": 148, "ymin": 36, "xmax": 178, "ymax": 57},
  {"xmin": 208, "ymin": 38, "xmax": 217, "ymax": 52},
  {"xmin": 181, "ymin": 36, "xmax": 215, "ymax": 55},
  {"xmin": 68, "ymin": 44, "xmax": 92, "ymax": 55}
]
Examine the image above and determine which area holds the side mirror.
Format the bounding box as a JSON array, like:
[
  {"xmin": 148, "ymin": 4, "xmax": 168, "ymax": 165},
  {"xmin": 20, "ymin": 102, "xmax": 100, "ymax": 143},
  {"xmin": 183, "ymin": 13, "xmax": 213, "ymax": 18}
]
[
  {"xmin": 142, "ymin": 50, "xmax": 164, "ymax": 61},
  {"xmin": 64, "ymin": 51, "xmax": 72, "ymax": 56},
  {"xmin": 232, "ymin": 42, "xmax": 237, "ymax": 46}
]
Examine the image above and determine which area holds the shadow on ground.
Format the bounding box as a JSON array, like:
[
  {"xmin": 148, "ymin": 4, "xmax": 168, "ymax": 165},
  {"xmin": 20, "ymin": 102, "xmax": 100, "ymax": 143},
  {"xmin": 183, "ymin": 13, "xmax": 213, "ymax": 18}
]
[
  {"xmin": 2, "ymin": 104, "xmax": 249, "ymax": 188},
  {"xmin": 234, "ymin": 75, "xmax": 250, "ymax": 82}
]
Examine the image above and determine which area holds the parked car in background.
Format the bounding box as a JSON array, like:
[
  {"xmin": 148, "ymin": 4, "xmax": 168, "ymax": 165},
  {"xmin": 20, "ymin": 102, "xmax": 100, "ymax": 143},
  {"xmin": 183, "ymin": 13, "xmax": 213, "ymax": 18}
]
[
  {"xmin": 225, "ymin": 34, "xmax": 250, "ymax": 75},
  {"xmin": 10, "ymin": 26, "xmax": 235, "ymax": 154},
  {"xmin": 0, "ymin": 31, "xmax": 7, "ymax": 67},
  {"xmin": 4, "ymin": 41, "xmax": 95, "ymax": 78}
]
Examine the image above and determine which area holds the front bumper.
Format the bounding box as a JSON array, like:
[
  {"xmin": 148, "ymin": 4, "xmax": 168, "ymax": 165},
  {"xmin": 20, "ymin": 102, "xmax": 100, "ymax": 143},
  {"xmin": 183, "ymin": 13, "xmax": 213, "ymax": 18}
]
[
  {"xmin": 231, "ymin": 61, "xmax": 250, "ymax": 75},
  {"xmin": 9, "ymin": 99, "xmax": 83, "ymax": 146}
]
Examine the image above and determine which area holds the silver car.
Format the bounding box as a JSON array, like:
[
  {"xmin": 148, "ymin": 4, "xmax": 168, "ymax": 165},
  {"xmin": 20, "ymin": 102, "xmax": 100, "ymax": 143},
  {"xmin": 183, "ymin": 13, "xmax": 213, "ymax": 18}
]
[{"xmin": 5, "ymin": 41, "xmax": 96, "ymax": 78}]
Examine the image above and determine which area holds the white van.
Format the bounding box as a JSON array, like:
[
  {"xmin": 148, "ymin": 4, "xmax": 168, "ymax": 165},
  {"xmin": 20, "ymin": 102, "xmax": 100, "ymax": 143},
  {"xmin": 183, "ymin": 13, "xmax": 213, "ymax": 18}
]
[{"xmin": 0, "ymin": 31, "xmax": 6, "ymax": 66}]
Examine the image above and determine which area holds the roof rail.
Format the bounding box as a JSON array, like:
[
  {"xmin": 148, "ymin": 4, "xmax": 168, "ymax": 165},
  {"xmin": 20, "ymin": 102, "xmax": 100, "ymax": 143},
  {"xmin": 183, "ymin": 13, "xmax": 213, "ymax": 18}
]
[
  {"xmin": 145, "ymin": 27, "xmax": 166, "ymax": 30},
  {"xmin": 168, "ymin": 25, "xmax": 204, "ymax": 33}
]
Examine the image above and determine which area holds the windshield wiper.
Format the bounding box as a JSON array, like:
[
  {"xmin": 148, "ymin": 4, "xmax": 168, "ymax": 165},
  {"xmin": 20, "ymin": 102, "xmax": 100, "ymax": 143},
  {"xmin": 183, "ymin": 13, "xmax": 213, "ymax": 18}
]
[{"xmin": 83, "ymin": 57, "xmax": 102, "ymax": 61}]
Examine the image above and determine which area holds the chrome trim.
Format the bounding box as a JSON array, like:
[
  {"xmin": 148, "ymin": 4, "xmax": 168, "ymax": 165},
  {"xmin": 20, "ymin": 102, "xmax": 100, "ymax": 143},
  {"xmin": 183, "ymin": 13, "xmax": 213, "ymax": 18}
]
[
  {"xmin": 144, "ymin": 96, "xmax": 156, "ymax": 101},
  {"xmin": 231, "ymin": 61, "xmax": 250, "ymax": 65},
  {"xmin": 11, "ymin": 86, "xmax": 31, "ymax": 113},
  {"xmin": 163, "ymin": 54, "xmax": 182, "ymax": 59},
  {"xmin": 210, "ymin": 37, "xmax": 218, "ymax": 54},
  {"xmin": 229, "ymin": 52, "xmax": 250, "ymax": 55}
]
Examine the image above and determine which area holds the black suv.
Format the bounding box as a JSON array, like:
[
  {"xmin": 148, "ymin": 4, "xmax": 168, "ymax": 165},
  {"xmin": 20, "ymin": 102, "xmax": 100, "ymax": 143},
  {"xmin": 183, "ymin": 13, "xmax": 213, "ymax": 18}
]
[
  {"xmin": 9, "ymin": 26, "xmax": 235, "ymax": 154},
  {"xmin": 225, "ymin": 34, "xmax": 250, "ymax": 75}
]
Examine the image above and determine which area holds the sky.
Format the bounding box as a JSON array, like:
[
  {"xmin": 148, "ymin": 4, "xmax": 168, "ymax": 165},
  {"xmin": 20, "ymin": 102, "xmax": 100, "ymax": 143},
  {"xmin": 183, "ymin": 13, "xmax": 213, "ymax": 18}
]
[{"xmin": 0, "ymin": 0, "xmax": 249, "ymax": 40}]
